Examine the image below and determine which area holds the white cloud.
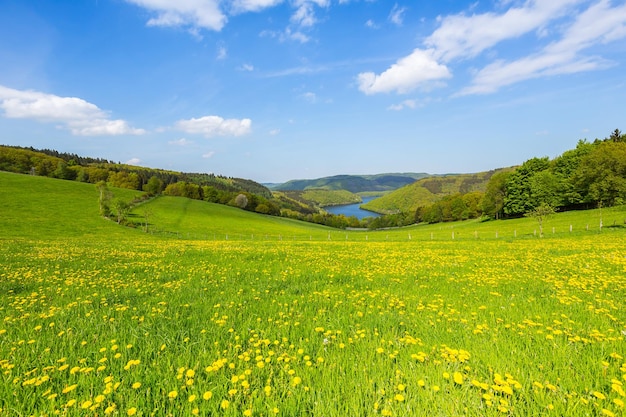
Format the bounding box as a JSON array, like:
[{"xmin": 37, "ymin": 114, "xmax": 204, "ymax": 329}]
[
  {"xmin": 176, "ymin": 115, "xmax": 252, "ymax": 137},
  {"xmin": 125, "ymin": 0, "xmax": 227, "ymax": 31},
  {"xmin": 460, "ymin": 0, "xmax": 626, "ymax": 95},
  {"xmin": 217, "ymin": 45, "xmax": 227, "ymax": 60},
  {"xmin": 231, "ymin": 0, "xmax": 284, "ymax": 14},
  {"xmin": 239, "ymin": 64, "xmax": 255, "ymax": 71},
  {"xmin": 169, "ymin": 138, "xmax": 192, "ymax": 146},
  {"xmin": 389, "ymin": 4, "xmax": 407, "ymax": 26},
  {"xmin": 365, "ymin": 19, "xmax": 378, "ymax": 29},
  {"xmin": 0, "ymin": 85, "xmax": 145, "ymax": 136},
  {"xmin": 357, "ymin": 49, "xmax": 451, "ymax": 94},
  {"xmin": 358, "ymin": 0, "xmax": 626, "ymax": 96},
  {"xmin": 388, "ymin": 99, "xmax": 416, "ymax": 111},
  {"xmin": 126, "ymin": 158, "xmax": 142, "ymax": 165},
  {"xmin": 202, "ymin": 151, "xmax": 216, "ymax": 158},
  {"xmin": 269, "ymin": 128, "xmax": 281, "ymax": 135}
]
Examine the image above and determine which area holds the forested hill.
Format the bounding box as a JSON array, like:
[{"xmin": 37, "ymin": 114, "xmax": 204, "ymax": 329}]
[
  {"xmin": 271, "ymin": 173, "xmax": 430, "ymax": 192},
  {"xmin": 362, "ymin": 168, "xmax": 513, "ymax": 215}
]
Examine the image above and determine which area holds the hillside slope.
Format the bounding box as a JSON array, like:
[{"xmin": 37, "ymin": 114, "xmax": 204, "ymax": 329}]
[{"xmin": 363, "ymin": 168, "xmax": 513, "ymax": 214}]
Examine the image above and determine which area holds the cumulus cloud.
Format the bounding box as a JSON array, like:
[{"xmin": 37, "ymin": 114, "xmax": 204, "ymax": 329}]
[
  {"xmin": 387, "ymin": 99, "xmax": 417, "ymax": 111},
  {"xmin": 358, "ymin": 0, "xmax": 626, "ymax": 96},
  {"xmin": 125, "ymin": 0, "xmax": 227, "ymax": 31},
  {"xmin": 176, "ymin": 115, "xmax": 252, "ymax": 137},
  {"xmin": 126, "ymin": 158, "xmax": 142, "ymax": 165},
  {"xmin": 202, "ymin": 151, "xmax": 216, "ymax": 158},
  {"xmin": 0, "ymin": 85, "xmax": 145, "ymax": 136},
  {"xmin": 357, "ymin": 49, "xmax": 451, "ymax": 94}
]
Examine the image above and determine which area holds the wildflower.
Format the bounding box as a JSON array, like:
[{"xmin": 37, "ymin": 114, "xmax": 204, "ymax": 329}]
[
  {"xmin": 188, "ymin": 394, "xmax": 196, "ymax": 402},
  {"xmin": 132, "ymin": 382, "xmax": 141, "ymax": 389},
  {"xmin": 221, "ymin": 400, "xmax": 230, "ymax": 409},
  {"xmin": 81, "ymin": 400, "xmax": 93, "ymax": 409},
  {"xmin": 453, "ymin": 372, "xmax": 464, "ymax": 385},
  {"xmin": 127, "ymin": 407, "xmax": 137, "ymax": 416},
  {"xmin": 292, "ymin": 376, "xmax": 302, "ymax": 386},
  {"xmin": 203, "ymin": 391, "xmax": 213, "ymax": 400},
  {"xmin": 168, "ymin": 390, "xmax": 178, "ymax": 399},
  {"xmin": 594, "ymin": 391, "xmax": 607, "ymax": 400},
  {"xmin": 62, "ymin": 384, "xmax": 78, "ymax": 394},
  {"xmin": 244, "ymin": 409, "xmax": 253, "ymax": 416},
  {"xmin": 394, "ymin": 394, "xmax": 405, "ymax": 402}
]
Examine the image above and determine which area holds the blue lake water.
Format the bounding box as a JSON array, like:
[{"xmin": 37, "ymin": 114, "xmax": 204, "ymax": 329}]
[{"xmin": 324, "ymin": 196, "xmax": 381, "ymax": 219}]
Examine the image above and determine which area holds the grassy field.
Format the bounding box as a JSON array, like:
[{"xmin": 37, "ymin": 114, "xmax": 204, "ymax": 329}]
[{"xmin": 1, "ymin": 172, "xmax": 625, "ymax": 416}]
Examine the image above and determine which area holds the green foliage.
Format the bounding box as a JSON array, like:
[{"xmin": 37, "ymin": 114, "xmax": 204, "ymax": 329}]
[
  {"xmin": 574, "ymin": 141, "xmax": 626, "ymax": 206},
  {"xmin": 364, "ymin": 169, "xmax": 506, "ymax": 215},
  {"xmin": 300, "ymin": 189, "xmax": 361, "ymax": 206}
]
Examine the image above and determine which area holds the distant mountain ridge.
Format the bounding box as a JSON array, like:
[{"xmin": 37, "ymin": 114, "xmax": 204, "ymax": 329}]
[{"xmin": 269, "ymin": 173, "xmax": 430, "ymax": 193}]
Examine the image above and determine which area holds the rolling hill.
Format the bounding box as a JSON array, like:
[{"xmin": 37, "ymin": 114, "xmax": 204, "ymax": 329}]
[{"xmin": 362, "ymin": 168, "xmax": 514, "ymax": 214}]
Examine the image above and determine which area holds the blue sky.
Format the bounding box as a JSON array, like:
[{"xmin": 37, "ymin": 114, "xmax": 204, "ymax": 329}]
[{"xmin": 1, "ymin": 0, "xmax": 625, "ymax": 183}]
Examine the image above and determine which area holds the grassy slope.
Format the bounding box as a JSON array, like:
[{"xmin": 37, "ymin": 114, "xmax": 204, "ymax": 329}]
[
  {"xmin": 2, "ymin": 171, "xmax": 624, "ymax": 243},
  {"xmin": 0, "ymin": 171, "xmax": 143, "ymax": 241}
]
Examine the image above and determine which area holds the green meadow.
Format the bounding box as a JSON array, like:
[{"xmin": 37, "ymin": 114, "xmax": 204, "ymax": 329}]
[{"xmin": 1, "ymin": 171, "xmax": 625, "ymax": 416}]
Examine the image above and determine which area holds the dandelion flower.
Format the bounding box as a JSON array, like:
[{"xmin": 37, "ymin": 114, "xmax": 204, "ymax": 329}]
[
  {"xmin": 453, "ymin": 372, "xmax": 464, "ymax": 385},
  {"xmin": 221, "ymin": 399, "xmax": 230, "ymax": 409},
  {"xmin": 132, "ymin": 382, "xmax": 141, "ymax": 389},
  {"xmin": 168, "ymin": 390, "xmax": 178, "ymax": 399},
  {"xmin": 203, "ymin": 391, "xmax": 213, "ymax": 400},
  {"xmin": 127, "ymin": 407, "xmax": 137, "ymax": 416}
]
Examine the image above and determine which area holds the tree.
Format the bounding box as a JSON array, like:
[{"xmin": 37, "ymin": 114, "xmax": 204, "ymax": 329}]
[
  {"xmin": 574, "ymin": 141, "xmax": 626, "ymax": 206},
  {"xmin": 96, "ymin": 181, "xmax": 112, "ymax": 217},
  {"xmin": 234, "ymin": 193, "xmax": 249, "ymax": 209},
  {"xmin": 143, "ymin": 176, "xmax": 163, "ymax": 196},
  {"xmin": 529, "ymin": 170, "xmax": 562, "ymax": 208},
  {"xmin": 609, "ymin": 128, "xmax": 624, "ymax": 142},
  {"xmin": 112, "ymin": 198, "xmax": 130, "ymax": 224},
  {"xmin": 482, "ymin": 171, "xmax": 511, "ymax": 219},
  {"xmin": 504, "ymin": 157, "xmax": 550, "ymax": 216},
  {"xmin": 524, "ymin": 202, "xmax": 555, "ymax": 238}
]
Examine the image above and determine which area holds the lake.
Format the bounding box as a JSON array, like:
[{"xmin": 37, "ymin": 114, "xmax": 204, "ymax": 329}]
[{"xmin": 324, "ymin": 196, "xmax": 381, "ymax": 219}]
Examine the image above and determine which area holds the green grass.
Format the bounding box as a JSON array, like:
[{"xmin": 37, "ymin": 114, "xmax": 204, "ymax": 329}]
[{"xmin": 1, "ymin": 172, "xmax": 625, "ymax": 416}]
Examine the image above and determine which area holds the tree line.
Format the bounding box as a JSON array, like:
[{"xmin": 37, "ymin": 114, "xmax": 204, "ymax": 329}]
[{"xmin": 368, "ymin": 129, "xmax": 626, "ymax": 228}]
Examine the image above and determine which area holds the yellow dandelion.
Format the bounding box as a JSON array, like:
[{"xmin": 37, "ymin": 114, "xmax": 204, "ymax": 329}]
[
  {"xmin": 594, "ymin": 391, "xmax": 607, "ymax": 400},
  {"xmin": 81, "ymin": 400, "xmax": 93, "ymax": 409},
  {"xmin": 394, "ymin": 394, "xmax": 405, "ymax": 402},
  {"xmin": 186, "ymin": 369, "xmax": 195, "ymax": 378},
  {"xmin": 453, "ymin": 372, "xmax": 464, "ymax": 385},
  {"xmin": 203, "ymin": 391, "xmax": 213, "ymax": 400},
  {"xmin": 293, "ymin": 376, "xmax": 302, "ymax": 386},
  {"xmin": 132, "ymin": 382, "xmax": 141, "ymax": 389},
  {"xmin": 62, "ymin": 384, "xmax": 78, "ymax": 394},
  {"xmin": 221, "ymin": 399, "xmax": 230, "ymax": 409},
  {"xmin": 244, "ymin": 409, "xmax": 253, "ymax": 416},
  {"xmin": 168, "ymin": 390, "xmax": 178, "ymax": 399},
  {"xmin": 127, "ymin": 407, "xmax": 137, "ymax": 416}
]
